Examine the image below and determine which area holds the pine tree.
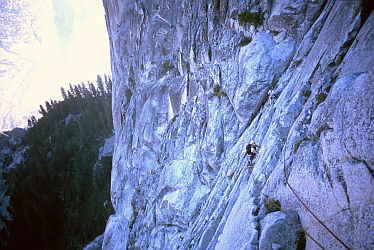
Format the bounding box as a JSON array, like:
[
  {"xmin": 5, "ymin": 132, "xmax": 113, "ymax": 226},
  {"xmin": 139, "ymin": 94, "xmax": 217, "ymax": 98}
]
[
  {"xmin": 45, "ymin": 101, "xmax": 52, "ymax": 112},
  {"xmin": 69, "ymin": 84, "xmax": 75, "ymax": 97},
  {"xmin": 89, "ymin": 83, "xmax": 97, "ymax": 97},
  {"xmin": 97, "ymin": 75, "xmax": 105, "ymax": 96},
  {"xmin": 105, "ymin": 75, "xmax": 112, "ymax": 95},
  {"xmin": 81, "ymin": 83, "xmax": 91, "ymax": 99},
  {"xmin": 31, "ymin": 116, "xmax": 37, "ymax": 126},
  {"xmin": 39, "ymin": 105, "xmax": 47, "ymax": 116},
  {"xmin": 67, "ymin": 90, "xmax": 74, "ymax": 99},
  {"xmin": 50, "ymin": 99, "xmax": 57, "ymax": 108},
  {"xmin": 61, "ymin": 87, "xmax": 68, "ymax": 100},
  {"xmin": 77, "ymin": 84, "xmax": 84, "ymax": 98},
  {"xmin": 74, "ymin": 86, "xmax": 82, "ymax": 99}
]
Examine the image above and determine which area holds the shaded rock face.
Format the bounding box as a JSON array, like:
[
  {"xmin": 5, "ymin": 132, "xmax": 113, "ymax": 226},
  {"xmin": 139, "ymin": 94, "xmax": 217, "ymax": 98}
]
[
  {"xmin": 99, "ymin": 135, "xmax": 115, "ymax": 160},
  {"xmin": 84, "ymin": 234, "xmax": 105, "ymax": 250},
  {"xmin": 259, "ymin": 211, "xmax": 305, "ymax": 250},
  {"xmin": 102, "ymin": 0, "xmax": 373, "ymax": 249}
]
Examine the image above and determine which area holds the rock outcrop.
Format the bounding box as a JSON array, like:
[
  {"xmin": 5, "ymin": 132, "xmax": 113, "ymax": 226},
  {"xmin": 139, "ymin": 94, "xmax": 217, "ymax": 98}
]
[
  {"xmin": 101, "ymin": 0, "xmax": 373, "ymax": 249},
  {"xmin": 259, "ymin": 211, "xmax": 305, "ymax": 250}
]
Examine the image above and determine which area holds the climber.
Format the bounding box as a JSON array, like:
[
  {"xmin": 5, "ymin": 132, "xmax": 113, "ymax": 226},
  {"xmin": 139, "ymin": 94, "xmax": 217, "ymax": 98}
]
[
  {"xmin": 246, "ymin": 140, "xmax": 260, "ymax": 166},
  {"xmin": 268, "ymin": 89, "xmax": 276, "ymax": 105}
]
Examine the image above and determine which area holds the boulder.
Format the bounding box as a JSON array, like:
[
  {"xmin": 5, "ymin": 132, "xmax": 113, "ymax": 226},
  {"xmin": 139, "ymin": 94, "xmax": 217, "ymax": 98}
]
[{"xmin": 259, "ymin": 211, "xmax": 305, "ymax": 250}]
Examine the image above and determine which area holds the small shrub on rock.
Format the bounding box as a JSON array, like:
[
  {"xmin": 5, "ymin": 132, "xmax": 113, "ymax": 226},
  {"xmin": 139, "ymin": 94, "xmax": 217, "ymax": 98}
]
[
  {"xmin": 161, "ymin": 60, "xmax": 171, "ymax": 75},
  {"xmin": 213, "ymin": 84, "xmax": 227, "ymax": 97},
  {"xmin": 238, "ymin": 11, "xmax": 264, "ymax": 27},
  {"xmin": 213, "ymin": 84, "xmax": 221, "ymax": 93},
  {"xmin": 315, "ymin": 92, "xmax": 327, "ymax": 107},
  {"xmin": 293, "ymin": 139, "xmax": 303, "ymax": 154},
  {"xmin": 239, "ymin": 36, "xmax": 252, "ymax": 46},
  {"xmin": 265, "ymin": 197, "xmax": 281, "ymax": 214},
  {"xmin": 302, "ymin": 90, "xmax": 311, "ymax": 99}
]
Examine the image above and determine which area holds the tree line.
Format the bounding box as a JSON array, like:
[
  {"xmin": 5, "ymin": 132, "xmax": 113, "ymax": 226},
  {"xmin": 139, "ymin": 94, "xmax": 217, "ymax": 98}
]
[{"xmin": 3, "ymin": 75, "xmax": 114, "ymax": 249}]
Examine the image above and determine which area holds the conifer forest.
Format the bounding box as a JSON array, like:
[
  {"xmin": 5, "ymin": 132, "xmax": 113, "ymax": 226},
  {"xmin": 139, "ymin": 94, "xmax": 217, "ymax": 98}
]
[{"xmin": 1, "ymin": 75, "xmax": 114, "ymax": 249}]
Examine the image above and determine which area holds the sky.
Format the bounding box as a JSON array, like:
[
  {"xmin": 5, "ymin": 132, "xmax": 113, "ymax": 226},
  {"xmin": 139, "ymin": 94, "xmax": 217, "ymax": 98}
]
[{"xmin": 0, "ymin": 0, "xmax": 111, "ymax": 131}]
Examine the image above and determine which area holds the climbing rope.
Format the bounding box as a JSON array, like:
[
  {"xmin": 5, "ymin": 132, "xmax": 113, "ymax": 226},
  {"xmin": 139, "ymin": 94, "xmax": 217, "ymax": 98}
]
[
  {"xmin": 260, "ymin": 191, "xmax": 326, "ymax": 250},
  {"xmin": 282, "ymin": 137, "xmax": 351, "ymax": 250}
]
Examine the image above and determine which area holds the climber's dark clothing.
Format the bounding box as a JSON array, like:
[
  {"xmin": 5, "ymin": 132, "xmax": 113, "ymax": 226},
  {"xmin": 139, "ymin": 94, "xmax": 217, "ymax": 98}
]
[
  {"xmin": 246, "ymin": 144, "xmax": 252, "ymax": 155},
  {"xmin": 246, "ymin": 142, "xmax": 260, "ymax": 166}
]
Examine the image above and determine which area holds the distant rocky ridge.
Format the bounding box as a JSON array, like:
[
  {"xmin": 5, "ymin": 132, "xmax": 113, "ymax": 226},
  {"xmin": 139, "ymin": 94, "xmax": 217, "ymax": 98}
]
[{"xmin": 99, "ymin": 0, "xmax": 373, "ymax": 249}]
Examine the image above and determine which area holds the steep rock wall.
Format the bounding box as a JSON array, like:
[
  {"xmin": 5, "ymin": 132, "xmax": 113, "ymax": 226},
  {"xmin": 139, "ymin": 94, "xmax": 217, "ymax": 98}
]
[{"xmin": 102, "ymin": 0, "xmax": 373, "ymax": 249}]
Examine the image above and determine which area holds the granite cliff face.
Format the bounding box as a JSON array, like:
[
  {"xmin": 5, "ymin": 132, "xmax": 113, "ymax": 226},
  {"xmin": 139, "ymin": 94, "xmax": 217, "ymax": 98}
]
[{"xmin": 101, "ymin": 0, "xmax": 373, "ymax": 249}]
